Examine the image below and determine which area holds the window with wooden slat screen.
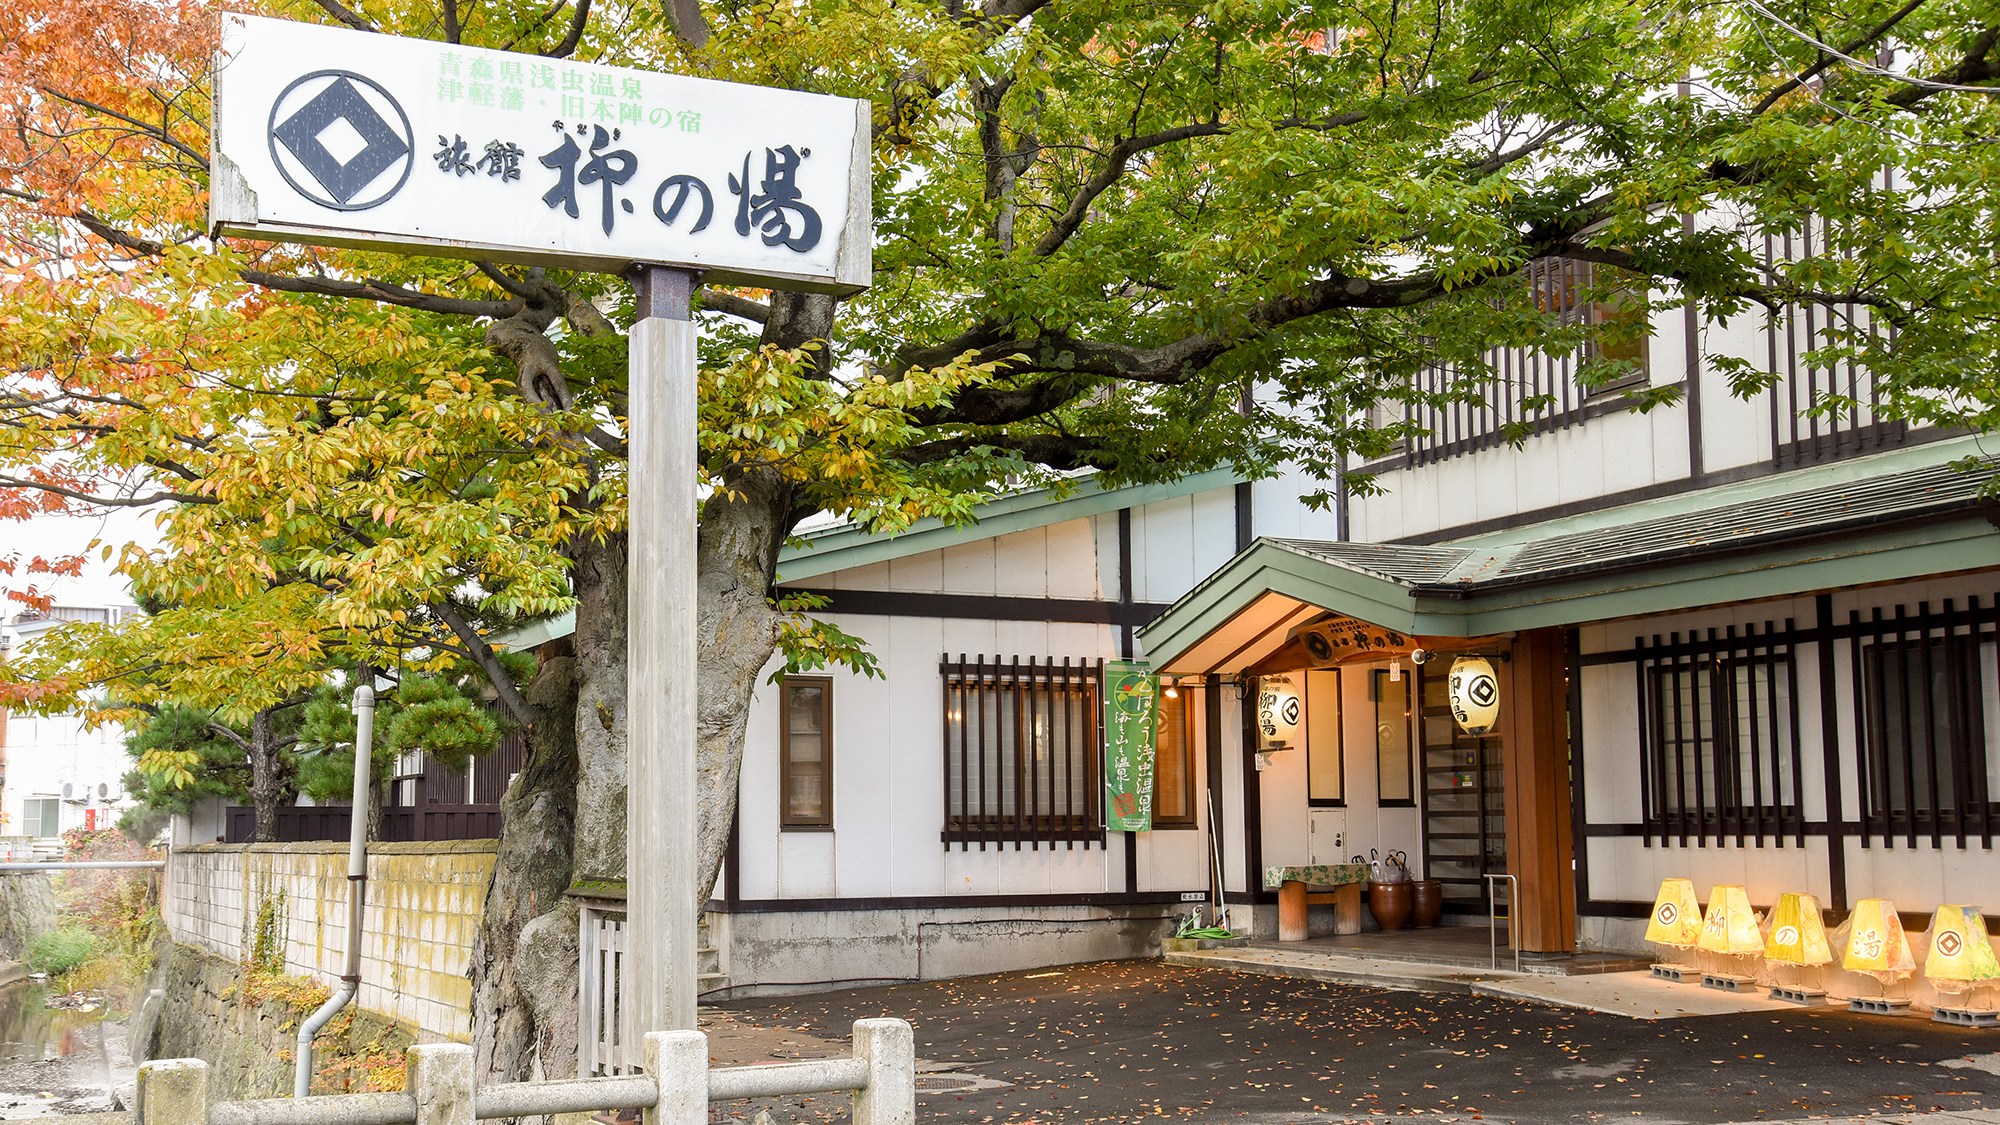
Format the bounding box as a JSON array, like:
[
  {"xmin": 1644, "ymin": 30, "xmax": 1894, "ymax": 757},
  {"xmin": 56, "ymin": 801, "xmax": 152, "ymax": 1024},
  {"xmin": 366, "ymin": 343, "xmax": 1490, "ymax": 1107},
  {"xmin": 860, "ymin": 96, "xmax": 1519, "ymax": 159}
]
[{"xmin": 941, "ymin": 655, "xmax": 1102, "ymax": 849}]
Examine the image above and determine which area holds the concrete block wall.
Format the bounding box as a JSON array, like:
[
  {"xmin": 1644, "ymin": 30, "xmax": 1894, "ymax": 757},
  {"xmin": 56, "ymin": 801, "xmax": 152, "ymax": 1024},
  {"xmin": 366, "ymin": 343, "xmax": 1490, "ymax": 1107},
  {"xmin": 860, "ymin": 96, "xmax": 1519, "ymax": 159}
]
[
  {"xmin": 164, "ymin": 840, "xmax": 497, "ymax": 1041},
  {"xmin": 714, "ymin": 903, "xmax": 1179, "ymax": 998}
]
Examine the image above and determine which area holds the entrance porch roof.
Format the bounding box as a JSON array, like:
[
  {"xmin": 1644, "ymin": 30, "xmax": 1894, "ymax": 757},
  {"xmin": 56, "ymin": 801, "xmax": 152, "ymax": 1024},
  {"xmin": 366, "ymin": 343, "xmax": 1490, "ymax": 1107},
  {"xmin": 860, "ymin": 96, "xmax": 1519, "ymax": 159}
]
[{"xmin": 1138, "ymin": 460, "xmax": 1999, "ymax": 674}]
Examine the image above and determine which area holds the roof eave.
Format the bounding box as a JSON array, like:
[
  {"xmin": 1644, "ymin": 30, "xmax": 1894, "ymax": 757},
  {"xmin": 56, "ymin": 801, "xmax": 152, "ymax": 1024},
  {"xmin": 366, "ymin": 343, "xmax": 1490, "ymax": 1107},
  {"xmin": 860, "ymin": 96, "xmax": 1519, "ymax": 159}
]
[
  {"xmin": 1138, "ymin": 540, "xmax": 1462, "ymax": 672},
  {"xmin": 775, "ymin": 467, "xmax": 1244, "ymax": 582}
]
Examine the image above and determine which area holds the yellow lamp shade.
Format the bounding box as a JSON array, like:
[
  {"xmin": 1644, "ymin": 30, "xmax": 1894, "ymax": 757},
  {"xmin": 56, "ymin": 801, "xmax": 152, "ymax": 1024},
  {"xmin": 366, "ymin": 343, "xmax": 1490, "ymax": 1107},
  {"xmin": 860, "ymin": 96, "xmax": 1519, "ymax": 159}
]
[
  {"xmin": 1841, "ymin": 898, "xmax": 1914, "ymax": 983},
  {"xmin": 1645, "ymin": 878, "xmax": 1703, "ymax": 949},
  {"xmin": 1925, "ymin": 905, "xmax": 2000, "ymax": 984},
  {"xmin": 1698, "ymin": 884, "xmax": 1763, "ymax": 955},
  {"xmin": 1764, "ymin": 892, "xmax": 1832, "ymax": 966}
]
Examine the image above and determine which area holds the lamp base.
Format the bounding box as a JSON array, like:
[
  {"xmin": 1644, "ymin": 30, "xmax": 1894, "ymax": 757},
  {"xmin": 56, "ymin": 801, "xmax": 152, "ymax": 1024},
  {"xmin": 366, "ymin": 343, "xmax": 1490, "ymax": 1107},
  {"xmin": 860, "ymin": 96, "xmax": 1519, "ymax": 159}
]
[
  {"xmin": 1650, "ymin": 963, "xmax": 1699, "ymax": 984},
  {"xmin": 1701, "ymin": 972, "xmax": 1758, "ymax": 993},
  {"xmin": 1932, "ymin": 1006, "xmax": 2000, "ymax": 1028},
  {"xmin": 1847, "ymin": 996, "xmax": 1911, "ymax": 1016},
  {"xmin": 1767, "ymin": 984, "xmax": 1827, "ymax": 1005}
]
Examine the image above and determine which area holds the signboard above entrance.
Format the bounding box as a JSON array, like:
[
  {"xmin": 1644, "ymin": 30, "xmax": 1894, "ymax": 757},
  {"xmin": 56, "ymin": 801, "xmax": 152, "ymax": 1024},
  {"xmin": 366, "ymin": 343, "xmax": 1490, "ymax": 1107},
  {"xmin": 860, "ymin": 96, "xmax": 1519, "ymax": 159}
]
[
  {"xmin": 210, "ymin": 13, "xmax": 872, "ymax": 293},
  {"xmin": 1290, "ymin": 616, "xmax": 1411, "ymax": 667}
]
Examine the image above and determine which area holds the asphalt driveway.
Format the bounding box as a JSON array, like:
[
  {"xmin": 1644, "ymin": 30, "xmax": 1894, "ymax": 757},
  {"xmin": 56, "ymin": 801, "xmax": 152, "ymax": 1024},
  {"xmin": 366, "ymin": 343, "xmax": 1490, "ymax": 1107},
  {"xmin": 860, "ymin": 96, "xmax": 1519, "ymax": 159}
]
[{"xmin": 708, "ymin": 959, "xmax": 2000, "ymax": 1124}]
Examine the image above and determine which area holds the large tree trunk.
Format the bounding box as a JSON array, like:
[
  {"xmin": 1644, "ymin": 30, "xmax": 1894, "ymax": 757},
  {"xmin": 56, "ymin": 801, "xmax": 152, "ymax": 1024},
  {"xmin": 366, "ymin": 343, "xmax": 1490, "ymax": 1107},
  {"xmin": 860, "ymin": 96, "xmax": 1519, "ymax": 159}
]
[
  {"xmin": 468, "ymin": 531, "xmax": 624, "ymax": 1083},
  {"xmin": 469, "ymin": 641, "xmax": 582, "ymax": 1085},
  {"xmin": 470, "ymin": 291, "xmax": 829, "ymax": 1078},
  {"xmin": 247, "ymin": 706, "xmax": 287, "ymax": 844},
  {"xmin": 692, "ymin": 473, "xmax": 792, "ymax": 909}
]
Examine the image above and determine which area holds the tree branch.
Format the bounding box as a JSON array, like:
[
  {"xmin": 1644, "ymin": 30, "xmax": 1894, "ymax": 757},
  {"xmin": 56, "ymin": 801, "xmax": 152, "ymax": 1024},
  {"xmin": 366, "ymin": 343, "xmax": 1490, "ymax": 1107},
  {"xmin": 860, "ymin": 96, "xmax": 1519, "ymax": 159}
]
[
  {"xmin": 0, "ymin": 476, "xmax": 216, "ymax": 507},
  {"xmin": 544, "ymin": 0, "xmax": 593, "ymax": 57},
  {"xmin": 896, "ymin": 433, "xmax": 1112, "ymax": 471},
  {"xmin": 312, "ymin": 0, "xmax": 378, "ymax": 32},
  {"xmin": 429, "ymin": 600, "xmax": 534, "ymax": 727},
  {"xmin": 1751, "ymin": 0, "xmax": 1933, "ymax": 114},
  {"xmin": 698, "ymin": 289, "xmax": 772, "ymax": 323},
  {"xmin": 39, "ymin": 87, "xmax": 211, "ymax": 170},
  {"xmin": 240, "ymin": 270, "xmax": 522, "ymax": 319},
  {"xmin": 1032, "ymin": 122, "xmax": 1228, "ymax": 257},
  {"xmin": 1885, "ymin": 24, "xmax": 2000, "ymax": 108},
  {"xmin": 205, "ymin": 722, "xmax": 251, "ymax": 751},
  {"xmin": 475, "ymin": 261, "xmax": 536, "ymax": 299}
]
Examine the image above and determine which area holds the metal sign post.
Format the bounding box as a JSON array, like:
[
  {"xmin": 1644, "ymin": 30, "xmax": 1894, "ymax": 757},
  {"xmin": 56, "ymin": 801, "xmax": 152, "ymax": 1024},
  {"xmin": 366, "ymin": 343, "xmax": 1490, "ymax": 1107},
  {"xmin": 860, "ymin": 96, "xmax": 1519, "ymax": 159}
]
[
  {"xmin": 626, "ymin": 265, "xmax": 700, "ymax": 1033},
  {"xmin": 209, "ymin": 11, "xmax": 870, "ymax": 1049}
]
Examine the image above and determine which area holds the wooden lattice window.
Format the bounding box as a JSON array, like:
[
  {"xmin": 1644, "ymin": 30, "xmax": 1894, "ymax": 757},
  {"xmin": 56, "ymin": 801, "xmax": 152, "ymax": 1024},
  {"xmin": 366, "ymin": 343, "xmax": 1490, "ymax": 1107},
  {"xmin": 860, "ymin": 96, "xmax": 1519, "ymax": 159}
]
[
  {"xmin": 941, "ymin": 655, "xmax": 1103, "ymax": 850},
  {"xmin": 1850, "ymin": 599, "xmax": 1997, "ymax": 847},
  {"xmin": 1636, "ymin": 622, "xmax": 1804, "ymax": 846}
]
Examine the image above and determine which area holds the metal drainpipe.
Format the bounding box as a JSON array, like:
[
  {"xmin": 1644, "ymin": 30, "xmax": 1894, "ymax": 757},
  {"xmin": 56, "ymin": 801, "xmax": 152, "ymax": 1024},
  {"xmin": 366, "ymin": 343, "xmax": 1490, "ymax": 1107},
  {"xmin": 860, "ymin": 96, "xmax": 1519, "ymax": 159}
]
[{"xmin": 293, "ymin": 684, "xmax": 375, "ymax": 1098}]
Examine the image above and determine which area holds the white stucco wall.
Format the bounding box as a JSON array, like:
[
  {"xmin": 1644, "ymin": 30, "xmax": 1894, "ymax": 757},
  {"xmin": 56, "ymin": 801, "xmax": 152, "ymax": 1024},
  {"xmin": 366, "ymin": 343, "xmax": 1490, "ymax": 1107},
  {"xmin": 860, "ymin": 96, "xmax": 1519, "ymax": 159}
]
[{"xmin": 743, "ymin": 494, "xmax": 1247, "ymax": 907}]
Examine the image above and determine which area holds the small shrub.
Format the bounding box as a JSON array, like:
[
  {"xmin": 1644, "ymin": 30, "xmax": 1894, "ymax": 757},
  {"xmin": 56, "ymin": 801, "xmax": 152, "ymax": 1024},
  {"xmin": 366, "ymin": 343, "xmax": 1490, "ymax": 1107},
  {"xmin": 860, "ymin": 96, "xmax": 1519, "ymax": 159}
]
[{"xmin": 27, "ymin": 928, "xmax": 99, "ymax": 977}]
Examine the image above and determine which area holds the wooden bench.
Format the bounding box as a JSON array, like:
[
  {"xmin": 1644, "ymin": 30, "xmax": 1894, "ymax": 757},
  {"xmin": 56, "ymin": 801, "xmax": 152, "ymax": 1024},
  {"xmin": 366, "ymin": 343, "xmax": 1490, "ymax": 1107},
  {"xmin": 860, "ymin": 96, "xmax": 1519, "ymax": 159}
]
[{"xmin": 1264, "ymin": 864, "xmax": 1369, "ymax": 940}]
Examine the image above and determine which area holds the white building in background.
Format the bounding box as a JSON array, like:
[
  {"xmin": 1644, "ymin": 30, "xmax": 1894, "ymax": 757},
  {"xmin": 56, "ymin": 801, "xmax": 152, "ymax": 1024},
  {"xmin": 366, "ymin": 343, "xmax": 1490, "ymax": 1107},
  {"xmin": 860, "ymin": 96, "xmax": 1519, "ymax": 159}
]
[{"xmin": 0, "ymin": 605, "xmax": 142, "ymax": 849}]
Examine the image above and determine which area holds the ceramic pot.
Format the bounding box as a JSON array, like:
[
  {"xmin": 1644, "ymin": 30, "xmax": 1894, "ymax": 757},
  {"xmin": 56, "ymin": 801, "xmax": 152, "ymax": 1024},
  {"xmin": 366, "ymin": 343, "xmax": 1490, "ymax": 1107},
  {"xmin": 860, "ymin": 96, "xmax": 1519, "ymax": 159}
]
[
  {"xmin": 1411, "ymin": 880, "xmax": 1444, "ymax": 928},
  {"xmin": 1368, "ymin": 880, "xmax": 1415, "ymax": 932}
]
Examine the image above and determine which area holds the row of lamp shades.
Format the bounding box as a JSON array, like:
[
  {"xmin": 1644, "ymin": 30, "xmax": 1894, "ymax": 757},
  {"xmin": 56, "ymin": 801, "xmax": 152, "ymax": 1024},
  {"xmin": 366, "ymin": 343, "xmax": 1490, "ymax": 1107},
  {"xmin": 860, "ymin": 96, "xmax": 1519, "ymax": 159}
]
[{"xmin": 1646, "ymin": 878, "xmax": 2000, "ymax": 988}]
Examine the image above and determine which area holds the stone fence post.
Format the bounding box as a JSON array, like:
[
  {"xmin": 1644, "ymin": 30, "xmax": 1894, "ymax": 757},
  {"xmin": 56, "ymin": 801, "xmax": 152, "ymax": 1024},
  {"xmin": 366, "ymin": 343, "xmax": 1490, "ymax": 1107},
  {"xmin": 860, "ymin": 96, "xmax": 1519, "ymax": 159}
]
[
  {"xmin": 137, "ymin": 1058, "xmax": 209, "ymax": 1125},
  {"xmin": 850, "ymin": 1018, "xmax": 914, "ymax": 1125},
  {"xmin": 644, "ymin": 1030, "xmax": 708, "ymax": 1125},
  {"xmin": 408, "ymin": 1044, "xmax": 474, "ymax": 1125}
]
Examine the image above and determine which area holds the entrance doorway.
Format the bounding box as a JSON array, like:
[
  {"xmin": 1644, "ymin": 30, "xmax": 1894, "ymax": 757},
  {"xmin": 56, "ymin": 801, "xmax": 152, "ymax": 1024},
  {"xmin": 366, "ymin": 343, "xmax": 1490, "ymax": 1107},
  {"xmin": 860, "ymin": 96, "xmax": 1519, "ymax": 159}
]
[{"xmin": 1417, "ymin": 666, "xmax": 1506, "ymax": 914}]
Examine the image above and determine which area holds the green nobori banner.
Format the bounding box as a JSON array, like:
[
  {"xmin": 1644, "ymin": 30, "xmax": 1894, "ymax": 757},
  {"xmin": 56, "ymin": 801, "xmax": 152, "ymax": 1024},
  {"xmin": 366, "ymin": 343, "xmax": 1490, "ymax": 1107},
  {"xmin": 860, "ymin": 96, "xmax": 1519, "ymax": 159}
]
[{"xmin": 1103, "ymin": 660, "xmax": 1158, "ymax": 831}]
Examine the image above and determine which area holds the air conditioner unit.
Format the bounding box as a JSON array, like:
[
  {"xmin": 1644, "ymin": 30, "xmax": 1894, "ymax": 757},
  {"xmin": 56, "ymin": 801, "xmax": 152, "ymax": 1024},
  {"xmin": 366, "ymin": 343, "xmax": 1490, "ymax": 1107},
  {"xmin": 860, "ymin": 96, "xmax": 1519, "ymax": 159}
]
[{"xmin": 61, "ymin": 782, "xmax": 81, "ymax": 802}]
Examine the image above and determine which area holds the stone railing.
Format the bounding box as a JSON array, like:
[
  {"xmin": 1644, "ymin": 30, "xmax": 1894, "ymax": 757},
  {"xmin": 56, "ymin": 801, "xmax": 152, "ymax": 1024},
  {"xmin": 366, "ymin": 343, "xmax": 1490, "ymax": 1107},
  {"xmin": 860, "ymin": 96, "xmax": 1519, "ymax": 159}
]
[{"xmin": 134, "ymin": 1020, "xmax": 913, "ymax": 1125}]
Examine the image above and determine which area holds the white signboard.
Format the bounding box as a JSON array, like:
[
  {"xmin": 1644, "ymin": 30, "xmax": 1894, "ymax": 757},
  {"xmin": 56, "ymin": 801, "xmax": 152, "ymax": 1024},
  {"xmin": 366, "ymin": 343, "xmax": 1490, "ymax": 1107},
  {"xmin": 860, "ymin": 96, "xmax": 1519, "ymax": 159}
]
[{"xmin": 211, "ymin": 13, "xmax": 870, "ymax": 293}]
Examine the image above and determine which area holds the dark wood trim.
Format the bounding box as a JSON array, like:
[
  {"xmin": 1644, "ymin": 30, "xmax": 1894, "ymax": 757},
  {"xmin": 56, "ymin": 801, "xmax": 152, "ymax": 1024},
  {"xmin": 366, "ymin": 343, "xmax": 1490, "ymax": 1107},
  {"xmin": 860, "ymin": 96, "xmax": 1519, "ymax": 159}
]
[
  {"xmin": 1577, "ymin": 899, "xmax": 1654, "ymax": 919},
  {"xmin": 1386, "ymin": 426, "xmax": 1956, "ymax": 546},
  {"xmin": 1119, "ymin": 507, "xmax": 1138, "ymax": 893},
  {"xmin": 1816, "ymin": 593, "xmax": 1849, "ymax": 910},
  {"xmin": 1566, "ymin": 628, "xmax": 1591, "ymax": 926},
  {"xmin": 1153, "ymin": 687, "xmax": 1199, "ymax": 828},
  {"xmin": 1683, "ymin": 206, "xmax": 1705, "ymax": 481},
  {"xmin": 1582, "ymin": 819, "xmax": 1870, "ymax": 838},
  {"xmin": 704, "ymin": 890, "xmax": 1199, "ymax": 914},
  {"xmin": 1118, "ymin": 507, "xmax": 1135, "ymax": 658},
  {"xmin": 1240, "ymin": 684, "xmax": 1265, "ymax": 903},
  {"xmin": 778, "ymin": 676, "xmax": 834, "ymax": 830},
  {"xmin": 724, "ymin": 800, "xmax": 741, "ymax": 907},
  {"xmin": 1205, "ymin": 678, "xmax": 1227, "ymax": 908},
  {"xmin": 783, "ymin": 587, "xmax": 1169, "ymax": 626}
]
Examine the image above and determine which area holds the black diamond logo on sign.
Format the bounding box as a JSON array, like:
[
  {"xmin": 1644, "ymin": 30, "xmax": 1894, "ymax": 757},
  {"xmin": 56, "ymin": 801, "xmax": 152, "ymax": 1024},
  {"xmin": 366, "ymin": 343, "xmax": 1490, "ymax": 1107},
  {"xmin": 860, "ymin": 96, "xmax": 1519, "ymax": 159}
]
[{"xmin": 270, "ymin": 73, "xmax": 412, "ymax": 210}]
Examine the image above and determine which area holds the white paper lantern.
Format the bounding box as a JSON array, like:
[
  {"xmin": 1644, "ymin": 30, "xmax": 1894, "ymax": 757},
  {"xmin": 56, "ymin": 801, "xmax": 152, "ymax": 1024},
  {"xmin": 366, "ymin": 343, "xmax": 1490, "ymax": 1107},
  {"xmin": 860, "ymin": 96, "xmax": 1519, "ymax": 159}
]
[
  {"xmin": 1448, "ymin": 656, "xmax": 1500, "ymax": 736},
  {"xmin": 1257, "ymin": 676, "xmax": 1301, "ymax": 748}
]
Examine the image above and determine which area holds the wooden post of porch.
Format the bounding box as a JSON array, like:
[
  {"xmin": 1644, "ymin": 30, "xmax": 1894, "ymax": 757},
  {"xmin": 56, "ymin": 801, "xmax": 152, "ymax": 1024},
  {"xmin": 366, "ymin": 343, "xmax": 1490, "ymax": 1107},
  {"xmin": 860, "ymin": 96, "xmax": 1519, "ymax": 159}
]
[{"xmin": 1499, "ymin": 628, "xmax": 1576, "ymax": 954}]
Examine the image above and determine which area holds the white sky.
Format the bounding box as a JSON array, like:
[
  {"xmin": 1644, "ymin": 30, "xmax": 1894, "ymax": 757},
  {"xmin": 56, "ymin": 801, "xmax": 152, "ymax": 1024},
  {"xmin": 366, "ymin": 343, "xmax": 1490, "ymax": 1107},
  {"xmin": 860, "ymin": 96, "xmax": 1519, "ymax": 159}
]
[{"xmin": 3, "ymin": 507, "xmax": 165, "ymax": 614}]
